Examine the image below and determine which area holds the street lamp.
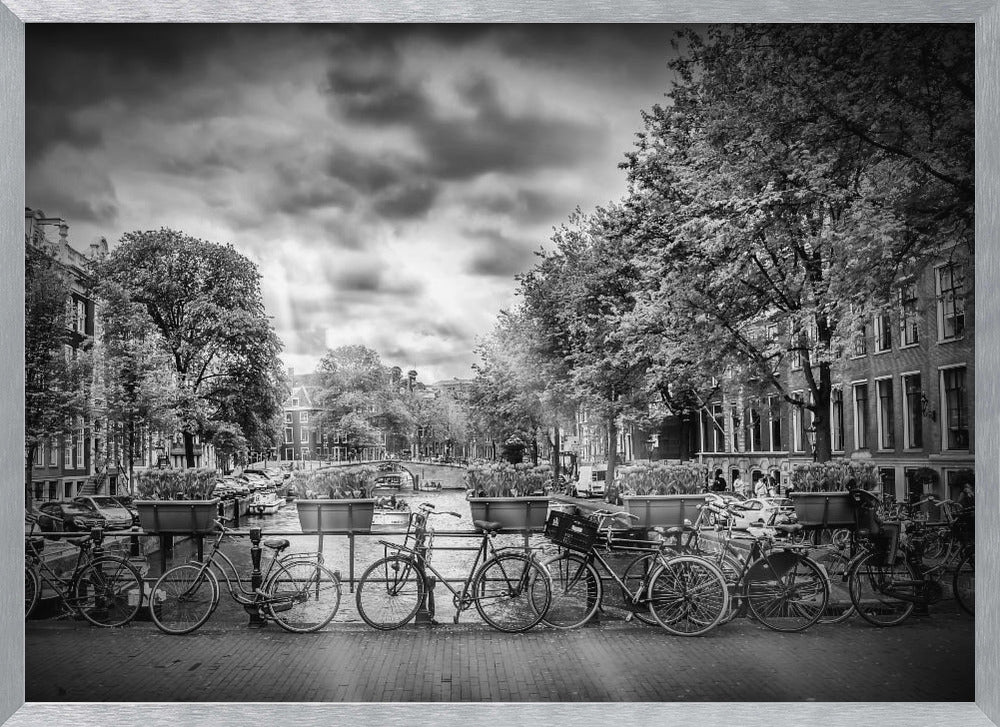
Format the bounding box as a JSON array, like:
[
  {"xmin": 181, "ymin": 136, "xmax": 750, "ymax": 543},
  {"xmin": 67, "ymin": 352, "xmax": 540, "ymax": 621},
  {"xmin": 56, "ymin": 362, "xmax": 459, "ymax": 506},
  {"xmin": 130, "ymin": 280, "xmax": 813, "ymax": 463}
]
[{"xmin": 804, "ymin": 424, "xmax": 818, "ymax": 461}]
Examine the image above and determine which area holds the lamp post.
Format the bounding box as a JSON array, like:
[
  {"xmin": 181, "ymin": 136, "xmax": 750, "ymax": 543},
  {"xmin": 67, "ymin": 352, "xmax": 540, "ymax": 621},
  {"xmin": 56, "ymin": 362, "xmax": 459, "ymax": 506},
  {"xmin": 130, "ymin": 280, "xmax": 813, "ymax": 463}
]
[{"xmin": 804, "ymin": 425, "xmax": 818, "ymax": 462}]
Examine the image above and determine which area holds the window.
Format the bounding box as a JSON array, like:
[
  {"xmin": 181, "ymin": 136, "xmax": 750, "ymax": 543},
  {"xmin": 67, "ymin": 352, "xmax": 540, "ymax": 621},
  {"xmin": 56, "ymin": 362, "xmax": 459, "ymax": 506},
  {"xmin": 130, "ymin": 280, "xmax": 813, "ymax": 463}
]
[
  {"xmin": 284, "ymin": 412, "xmax": 292, "ymax": 424},
  {"xmin": 853, "ymin": 383, "xmax": 869, "ymax": 450},
  {"xmin": 284, "ymin": 427, "xmax": 293, "ymax": 444},
  {"xmin": 765, "ymin": 323, "xmax": 778, "ymax": 345},
  {"xmin": 291, "ymin": 397, "xmax": 299, "ymax": 407},
  {"xmin": 48, "ymin": 439, "xmax": 58, "ymax": 466},
  {"xmin": 876, "ymin": 378, "xmax": 895, "ymax": 450},
  {"xmin": 76, "ymin": 418, "xmax": 85, "ymax": 467},
  {"xmin": 873, "ymin": 313, "xmax": 892, "ymax": 353},
  {"xmin": 767, "ymin": 396, "xmax": 782, "ymax": 451},
  {"xmin": 853, "ymin": 321, "xmax": 868, "ymax": 357},
  {"xmin": 63, "ymin": 435, "xmax": 73, "ymax": 468},
  {"xmin": 64, "ymin": 481, "xmax": 73, "ymax": 499},
  {"xmin": 941, "ymin": 366, "xmax": 968, "ymax": 450},
  {"xmin": 301, "ymin": 411, "xmax": 309, "ymax": 424},
  {"xmin": 902, "ymin": 373, "xmax": 923, "ymax": 449},
  {"xmin": 831, "ymin": 387, "xmax": 845, "ymax": 452},
  {"xmin": 899, "ymin": 283, "xmax": 919, "ymax": 346},
  {"xmin": 301, "ymin": 447, "xmax": 310, "ymax": 460},
  {"xmin": 746, "ymin": 404, "xmax": 761, "ymax": 452},
  {"xmin": 711, "ymin": 404, "xmax": 726, "ymax": 453},
  {"xmin": 879, "ymin": 467, "xmax": 897, "ymax": 500},
  {"xmin": 730, "ymin": 405, "xmax": 741, "ymax": 452},
  {"xmin": 791, "ymin": 393, "xmax": 803, "ymax": 453},
  {"xmin": 936, "ymin": 263, "xmax": 965, "ymax": 340},
  {"xmin": 301, "ymin": 427, "xmax": 309, "ymax": 444}
]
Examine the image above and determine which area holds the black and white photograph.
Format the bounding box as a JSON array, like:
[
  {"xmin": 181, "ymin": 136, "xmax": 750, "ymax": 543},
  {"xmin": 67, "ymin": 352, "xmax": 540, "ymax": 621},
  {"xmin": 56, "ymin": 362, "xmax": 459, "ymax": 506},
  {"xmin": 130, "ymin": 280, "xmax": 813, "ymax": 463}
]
[{"xmin": 22, "ymin": 23, "xmax": 975, "ymax": 703}]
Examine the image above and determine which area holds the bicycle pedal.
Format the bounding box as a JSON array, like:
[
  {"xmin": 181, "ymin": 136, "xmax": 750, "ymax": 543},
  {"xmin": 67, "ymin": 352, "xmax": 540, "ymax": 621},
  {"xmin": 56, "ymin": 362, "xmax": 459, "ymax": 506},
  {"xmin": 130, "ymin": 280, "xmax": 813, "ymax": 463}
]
[{"xmin": 623, "ymin": 612, "xmax": 634, "ymax": 623}]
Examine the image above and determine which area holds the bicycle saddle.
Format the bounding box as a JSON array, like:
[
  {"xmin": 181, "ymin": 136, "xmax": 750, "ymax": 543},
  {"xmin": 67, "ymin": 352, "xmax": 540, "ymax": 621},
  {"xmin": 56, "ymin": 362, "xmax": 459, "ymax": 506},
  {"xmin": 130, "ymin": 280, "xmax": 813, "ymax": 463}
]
[
  {"xmin": 66, "ymin": 535, "xmax": 93, "ymax": 548},
  {"xmin": 473, "ymin": 520, "xmax": 503, "ymax": 533},
  {"xmin": 263, "ymin": 538, "xmax": 290, "ymax": 551}
]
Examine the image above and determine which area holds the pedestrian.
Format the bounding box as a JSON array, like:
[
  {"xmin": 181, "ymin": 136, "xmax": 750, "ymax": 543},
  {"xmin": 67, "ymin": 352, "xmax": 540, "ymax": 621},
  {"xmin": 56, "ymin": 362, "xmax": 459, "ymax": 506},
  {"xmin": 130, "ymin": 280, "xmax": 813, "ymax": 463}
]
[
  {"xmin": 733, "ymin": 474, "xmax": 748, "ymax": 497},
  {"xmin": 764, "ymin": 473, "xmax": 777, "ymax": 497},
  {"xmin": 753, "ymin": 477, "xmax": 767, "ymax": 498},
  {"xmin": 712, "ymin": 473, "xmax": 727, "ymax": 492},
  {"xmin": 957, "ymin": 483, "xmax": 975, "ymax": 511}
]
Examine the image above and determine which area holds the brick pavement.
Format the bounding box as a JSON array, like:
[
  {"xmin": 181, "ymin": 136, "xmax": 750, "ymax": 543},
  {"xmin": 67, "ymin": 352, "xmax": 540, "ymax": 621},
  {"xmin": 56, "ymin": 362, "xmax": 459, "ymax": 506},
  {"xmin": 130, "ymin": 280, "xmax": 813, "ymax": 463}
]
[{"xmin": 26, "ymin": 610, "xmax": 973, "ymax": 702}]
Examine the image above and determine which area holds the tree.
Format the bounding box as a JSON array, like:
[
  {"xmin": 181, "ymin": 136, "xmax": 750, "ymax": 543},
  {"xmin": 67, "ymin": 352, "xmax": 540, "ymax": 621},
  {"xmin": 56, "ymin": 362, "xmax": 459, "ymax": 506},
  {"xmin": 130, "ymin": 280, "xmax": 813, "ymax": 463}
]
[
  {"xmin": 100, "ymin": 229, "xmax": 285, "ymax": 467},
  {"xmin": 621, "ymin": 24, "xmax": 973, "ymax": 462},
  {"xmin": 516, "ymin": 205, "xmax": 652, "ymax": 484},
  {"xmin": 24, "ymin": 237, "xmax": 92, "ymax": 507}
]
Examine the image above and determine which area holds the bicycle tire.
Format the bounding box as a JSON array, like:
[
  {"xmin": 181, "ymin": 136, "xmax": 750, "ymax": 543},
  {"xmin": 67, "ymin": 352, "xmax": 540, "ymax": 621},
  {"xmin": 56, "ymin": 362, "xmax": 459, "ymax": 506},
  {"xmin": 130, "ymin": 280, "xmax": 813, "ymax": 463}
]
[
  {"xmin": 709, "ymin": 552, "xmax": 745, "ymax": 624},
  {"xmin": 812, "ymin": 548, "xmax": 856, "ymax": 624},
  {"xmin": 473, "ymin": 552, "xmax": 551, "ymax": 633},
  {"xmin": 150, "ymin": 563, "xmax": 219, "ymax": 635},
  {"xmin": 921, "ymin": 530, "xmax": 946, "ymax": 561},
  {"xmin": 266, "ymin": 559, "xmax": 341, "ymax": 633},
  {"xmin": 74, "ymin": 556, "xmax": 144, "ymax": 627},
  {"xmin": 620, "ymin": 552, "xmax": 663, "ymax": 625},
  {"xmin": 355, "ymin": 555, "xmax": 423, "ymax": 630},
  {"xmin": 745, "ymin": 552, "xmax": 828, "ymax": 633},
  {"xmin": 540, "ymin": 551, "xmax": 602, "ymax": 629},
  {"xmin": 847, "ymin": 551, "xmax": 917, "ymax": 627},
  {"xmin": 647, "ymin": 555, "xmax": 729, "ymax": 636},
  {"xmin": 25, "ymin": 565, "xmax": 40, "ymax": 618},
  {"xmin": 953, "ymin": 550, "xmax": 974, "ymax": 616}
]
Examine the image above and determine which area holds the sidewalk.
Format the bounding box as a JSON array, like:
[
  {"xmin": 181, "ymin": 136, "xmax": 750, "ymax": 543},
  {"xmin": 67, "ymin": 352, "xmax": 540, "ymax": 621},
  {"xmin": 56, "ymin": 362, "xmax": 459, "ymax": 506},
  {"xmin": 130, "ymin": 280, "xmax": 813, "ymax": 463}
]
[{"xmin": 27, "ymin": 611, "xmax": 973, "ymax": 702}]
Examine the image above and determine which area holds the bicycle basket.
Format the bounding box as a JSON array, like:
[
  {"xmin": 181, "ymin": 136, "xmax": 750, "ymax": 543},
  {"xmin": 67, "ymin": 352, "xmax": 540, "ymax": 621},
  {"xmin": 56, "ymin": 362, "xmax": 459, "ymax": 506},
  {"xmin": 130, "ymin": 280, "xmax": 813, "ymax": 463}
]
[
  {"xmin": 871, "ymin": 521, "xmax": 900, "ymax": 566},
  {"xmin": 544, "ymin": 511, "xmax": 598, "ymax": 553}
]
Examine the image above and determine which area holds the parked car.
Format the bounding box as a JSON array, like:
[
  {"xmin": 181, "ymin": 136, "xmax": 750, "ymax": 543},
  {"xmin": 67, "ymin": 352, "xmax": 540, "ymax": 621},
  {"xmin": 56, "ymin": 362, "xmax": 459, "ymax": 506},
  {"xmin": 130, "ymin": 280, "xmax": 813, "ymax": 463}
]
[
  {"xmin": 36, "ymin": 500, "xmax": 107, "ymax": 533},
  {"xmin": 73, "ymin": 496, "xmax": 135, "ymax": 530},
  {"xmin": 724, "ymin": 497, "xmax": 796, "ymax": 529},
  {"xmin": 111, "ymin": 495, "xmax": 140, "ymax": 525}
]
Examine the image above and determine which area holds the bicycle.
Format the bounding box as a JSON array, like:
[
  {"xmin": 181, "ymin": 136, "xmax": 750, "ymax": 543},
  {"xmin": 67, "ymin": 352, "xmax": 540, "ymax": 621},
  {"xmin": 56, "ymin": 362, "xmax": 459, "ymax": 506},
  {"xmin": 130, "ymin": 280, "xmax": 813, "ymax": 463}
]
[
  {"xmin": 24, "ymin": 512, "xmax": 144, "ymax": 627},
  {"xmin": 150, "ymin": 519, "xmax": 341, "ymax": 634},
  {"xmin": 355, "ymin": 502, "xmax": 552, "ymax": 632},
  {"xmin": 844, "ymin": 490, "xmax": 975, "ymax": 626},
  {"xmin": 539, "ymin": 508, "xmax": 730, "ymax": 636},
  {"xmin": 667, "ymin": 498, "xmax": 829, "ymax": 632}
]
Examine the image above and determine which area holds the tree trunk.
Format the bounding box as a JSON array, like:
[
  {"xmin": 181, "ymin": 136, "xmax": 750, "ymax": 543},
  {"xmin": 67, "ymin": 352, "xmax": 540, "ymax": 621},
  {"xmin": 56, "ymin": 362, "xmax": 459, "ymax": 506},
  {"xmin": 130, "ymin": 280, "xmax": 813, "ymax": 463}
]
[
  {"xmin": 531, "ymin": 428, "xmax": 539, "ymax": 466},
  {"xmin": 811, "ymin": 362, "xmax": 833, "ymax": 462},
  {"xmin": 552, "ymin": 426, "xmax": 561, "ymax": 487},
  {"xmin": 183, "ymin": 430, "xmax": 196, "ymax": 468},
  {"xmin": 607, "ymin": 416, "xmax": 619, "ymax": 492}
]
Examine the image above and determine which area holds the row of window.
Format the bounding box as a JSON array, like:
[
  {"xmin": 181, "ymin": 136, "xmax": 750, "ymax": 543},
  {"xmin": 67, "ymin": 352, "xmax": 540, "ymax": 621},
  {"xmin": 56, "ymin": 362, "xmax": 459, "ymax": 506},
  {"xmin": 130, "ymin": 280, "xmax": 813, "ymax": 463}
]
[
  {"xmin": 700, "ymin": 364, "xmax": 969, "ymax": 455},
  {"xmin": 283, "ymin": 427, "xmax": 349, "ymax": 445},
  {"xmin": 31, "ymin": 426, "xmax": 86, "ymax": 470}
]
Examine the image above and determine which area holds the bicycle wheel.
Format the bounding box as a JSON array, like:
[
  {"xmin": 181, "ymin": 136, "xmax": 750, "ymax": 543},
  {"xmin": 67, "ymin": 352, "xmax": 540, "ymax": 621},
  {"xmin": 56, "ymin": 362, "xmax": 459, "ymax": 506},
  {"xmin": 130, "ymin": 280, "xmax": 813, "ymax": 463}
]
[
  {"xmin": 150, "ymin": 563, "xmax": 219, "ymax": 635},
  {"xmin": 25, "ymin": 566, "xmax": 40, "ymax": 618},
  {"xmin": 540, "ymin": 551, "xmax": 602, "ymax": 629},
  {"xmin": 620, "ymin": 552, "xmax": 662, "ymax": 625},
  {"xmin": 922, "ymin": 530, "xmax": 946, "ymax": 561},
  {"xmin": 848, "ymin": 551, "xmax": 917, "ymax": 627},
  {"xmin": 745, "ymin": 552, "xmax": 828, "ymax": 632},
  {"xmin": 648, "ymin": 555, "xmax": 729, "ymax": 636},
  {"xmin": 953, "ymin": 550, "xmax": 974, "ymax": 615},
  {"xmin": 266, "ymin": 559, "xmax": 341, "ymax": 633},
  {"xmin": 355, "ymin": 555, "xmax": 423, "ymax": 630},
  {"xmin": 708, "ymin": 552, "xmax": 744, "ymax": 624},
  {"xmin": 473, "ymin": 553, "xmax": 551, "ymax": 633},
  {"xmin": 74, "ymin": 556, "xmax": 144, "ymax": 627},
  {"xmin": 813, "ymin": 548, "xmax": 856, "ymax": 624}
]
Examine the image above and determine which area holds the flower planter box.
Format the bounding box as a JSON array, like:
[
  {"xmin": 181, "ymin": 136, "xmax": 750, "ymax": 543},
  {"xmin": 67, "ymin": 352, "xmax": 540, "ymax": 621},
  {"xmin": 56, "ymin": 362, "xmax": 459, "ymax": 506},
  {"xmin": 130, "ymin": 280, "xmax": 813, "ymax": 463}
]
[
  {"xmin": 295, "ymin": 499, "xmax": 376, "ymax": 534},
  {"xmin": 788, "ymin": 491, "xmax": 855, "ymax": 529},
  {"xmin": 621, "ymin": 494, "xmax": 707, "ymax": 528},
  {"xmin": 468, "ymin": 497, "xmax": 550, "ymax": 532},
  {"xmin": 136, "ymin": 499, "xmax": 221, "ymax": 534}
]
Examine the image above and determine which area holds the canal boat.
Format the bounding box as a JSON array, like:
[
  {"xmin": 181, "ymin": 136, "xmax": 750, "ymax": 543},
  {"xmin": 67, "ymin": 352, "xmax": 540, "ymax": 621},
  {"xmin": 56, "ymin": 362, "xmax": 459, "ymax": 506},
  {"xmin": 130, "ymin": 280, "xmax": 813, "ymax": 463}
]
[
  {"xmin": 248, "ymin": 488, "xmax": 283, "ymax": 516},
  {"xmin": 371, "ymin": 496, "xmax": 411, "ymax": 530}
]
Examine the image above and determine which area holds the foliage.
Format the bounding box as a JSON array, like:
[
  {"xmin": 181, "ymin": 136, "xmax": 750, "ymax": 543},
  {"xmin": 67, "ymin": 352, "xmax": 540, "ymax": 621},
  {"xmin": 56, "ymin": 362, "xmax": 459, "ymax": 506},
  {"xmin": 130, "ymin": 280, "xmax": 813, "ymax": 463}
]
[
  {"xmin": 210, "ymin": 423, "xmax": 249, "ymax": 472},
  {"xmin": 99, "ymin": 228, "xmax": 285, "ymax": 467},
  {"xmin": 790, "ymin": 460, "xmax": 880, "ymax": 492},
  {"xmin": 464, "ymin": 462, "xmax": 552, "ymax": 498},
  {"xmin": 135, "ymin": 467, "xmax": 218, "ymax": 500},
  {"xmin": 287, "ymin": 465, "xmax": 378, "ymax": 500},
  {"xmin": 616, "ymin": 461, "xmax": 709, "ymax": 496}
]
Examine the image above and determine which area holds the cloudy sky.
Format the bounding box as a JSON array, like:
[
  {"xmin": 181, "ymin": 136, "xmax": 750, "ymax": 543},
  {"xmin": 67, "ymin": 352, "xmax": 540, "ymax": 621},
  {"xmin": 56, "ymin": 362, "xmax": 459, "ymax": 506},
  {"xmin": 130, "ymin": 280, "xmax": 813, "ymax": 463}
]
[{"xmin": 27, "ymin": 24, "xmax": 685, "ymax": 382}]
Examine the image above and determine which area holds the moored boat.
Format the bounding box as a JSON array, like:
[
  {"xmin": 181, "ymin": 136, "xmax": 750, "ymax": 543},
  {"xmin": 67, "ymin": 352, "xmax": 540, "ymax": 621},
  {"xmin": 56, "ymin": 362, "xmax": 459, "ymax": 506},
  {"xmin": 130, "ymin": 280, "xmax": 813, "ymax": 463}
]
[{"xmin": 248, "ymin": 488, "xmax": 283, "ymax": 516}]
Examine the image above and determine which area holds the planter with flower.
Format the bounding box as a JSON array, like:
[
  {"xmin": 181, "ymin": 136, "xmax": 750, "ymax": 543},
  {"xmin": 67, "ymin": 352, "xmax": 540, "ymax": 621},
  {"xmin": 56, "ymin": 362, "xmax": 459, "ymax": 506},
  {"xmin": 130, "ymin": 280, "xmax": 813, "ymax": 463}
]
[
  {"xmin": 788, "ymin": 460, "xmax": 881, "ymax": 528},
  {"xmin": 135, "ymin": 468, "xmax": 221, "ymax": 534},
  {"xmin": 465, "ymin": 463, "xmax": 551, "ymax": 532},
  {"xmin": 293, "ymin": 466, "xmax": 378, "ymax": 533},
  {"xmin": 617, "ymin": 461, "xmax": 710, "ymax": 528}
]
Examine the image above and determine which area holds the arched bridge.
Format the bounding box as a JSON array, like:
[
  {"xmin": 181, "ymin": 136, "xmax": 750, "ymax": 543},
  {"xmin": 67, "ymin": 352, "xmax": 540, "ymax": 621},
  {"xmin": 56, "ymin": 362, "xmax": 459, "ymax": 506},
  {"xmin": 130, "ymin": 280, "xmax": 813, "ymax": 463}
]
[{"xmin": 315, "ymin": 459, "xmax": 469, "ymax": 490}]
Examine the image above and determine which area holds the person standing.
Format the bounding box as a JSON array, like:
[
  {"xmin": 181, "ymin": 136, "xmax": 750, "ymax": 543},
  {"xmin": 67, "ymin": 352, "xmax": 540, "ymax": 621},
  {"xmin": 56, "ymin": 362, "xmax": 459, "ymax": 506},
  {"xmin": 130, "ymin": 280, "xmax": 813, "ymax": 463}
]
[{"xmin": 713, "ymin": 473, "xmax": 727, "ymax": 492}]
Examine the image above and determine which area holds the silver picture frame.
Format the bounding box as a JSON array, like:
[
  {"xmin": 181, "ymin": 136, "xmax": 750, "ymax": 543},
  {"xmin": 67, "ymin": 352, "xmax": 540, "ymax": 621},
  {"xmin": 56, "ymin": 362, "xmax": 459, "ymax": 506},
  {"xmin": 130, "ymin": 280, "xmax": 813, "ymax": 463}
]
[{"xmin": 2, "ymin": 3, "xmax": 997, "ymax": 726}]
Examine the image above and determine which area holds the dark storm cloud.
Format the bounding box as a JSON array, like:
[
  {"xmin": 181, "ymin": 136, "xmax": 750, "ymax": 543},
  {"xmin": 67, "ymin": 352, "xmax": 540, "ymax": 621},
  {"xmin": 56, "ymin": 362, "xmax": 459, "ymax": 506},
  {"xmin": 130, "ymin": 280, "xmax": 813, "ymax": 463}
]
[
  {"xmin": 464, "ymin": 227, "xmax": 537, "ymax": 278},
  {"xmin": 470, "ymin": 188, "xmax": 575, "ymax": 224},
  {"xmin": 373, "ymin": 180, "xmax": 440, "ymax": 219},
  {"xmin": 325, "ymin": 147, "xmax": 412, "ymax": 195},
  {"xmin": 36, "ymin": 189, "xmax": 119, "ymax": 226}
]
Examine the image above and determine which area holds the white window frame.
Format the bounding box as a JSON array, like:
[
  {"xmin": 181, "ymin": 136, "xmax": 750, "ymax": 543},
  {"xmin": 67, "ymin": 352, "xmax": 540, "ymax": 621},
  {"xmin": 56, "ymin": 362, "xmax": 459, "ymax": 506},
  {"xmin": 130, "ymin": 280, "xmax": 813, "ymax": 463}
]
[
  {"xmin": 711, "ymin": 403, "xmax": 725, "ymax": 453},
  {"xmin": 301, "ymin": 427, "xmax": 310, "ymax": 444},
  {"xmin": 852, "ymin": 380, "xmax": 870, "ymax": 450},
  {"xmin": 746, "ymin": 402, "xmax": 761, "ymax": 453},
  {"xmin": 284, "ymin": 427, "xmax": 293, "ymax": 444},
  {"xmin": 767, "ymin": 395, "xmax": 782, "ymax": 452},
  {"xmin": 936, "ymin": 263, "xmax": 966, "ymax": 342},
  {"xmin": 875, "ymin": 376, "xmax": 895, "ymax": 451},
  {"xmin": 291, "ymin": 397, "xmax": 299, "ymax": 407},
  {"xmin": 791, "ymin": 391, "xmax": 804, "ymax": 453},
  {"xmin": 899, "ymin": 282, "xmax": 919, "ymax": 347},
  {"xmin": 301, "ymin": 411, "xmax": 309, "ymax": 424},
  {"xmin": 873, "ymin": 312, "xmax": 892, "ymax": 353},
  {"xmin": 939, "ymin": 364, "xmax": 969, "ymax": 451},
  {"xmin": 830, "ymin": 386, "xmax": 845, "ymax": 453},
  {"xmin": 900, "ymin": 371, "xmax": 923, "ymax": 451},
  {"xmin": 48, "ymin": 439, "xmax": 58, "ymax": 466},
  {"xmin": 284, "ymin": 412, "xmax": 292, "ymax": 424}
]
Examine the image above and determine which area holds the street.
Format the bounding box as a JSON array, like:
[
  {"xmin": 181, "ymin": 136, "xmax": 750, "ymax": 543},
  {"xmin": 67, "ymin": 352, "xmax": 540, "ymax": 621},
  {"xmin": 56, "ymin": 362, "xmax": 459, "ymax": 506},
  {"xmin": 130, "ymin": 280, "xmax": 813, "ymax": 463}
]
[{"xmin": 27, "ymin": 611, "xmax": 972, "ymax": 702}]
